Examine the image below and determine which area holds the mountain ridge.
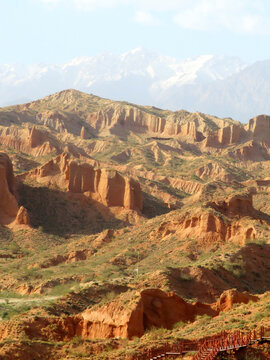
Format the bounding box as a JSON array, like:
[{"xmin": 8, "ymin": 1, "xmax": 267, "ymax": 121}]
[
  {"xmin": 0, "ymin": 50, "xmax": 248, "ymax": 119},
  {"xmin": 0, "ymin": 90, "xmax": 269, "ymax": 359}
]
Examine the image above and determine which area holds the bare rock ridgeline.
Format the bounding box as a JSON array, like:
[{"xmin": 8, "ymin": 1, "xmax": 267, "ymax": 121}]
[{"xmin": 1, "ymin": 91, "xmax": 270, "ymax": 158}]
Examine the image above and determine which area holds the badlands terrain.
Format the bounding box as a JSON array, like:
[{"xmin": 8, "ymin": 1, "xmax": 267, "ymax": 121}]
[{"xmin": 0, "ymin": 89, "xmax": 269, "ymax": 359}]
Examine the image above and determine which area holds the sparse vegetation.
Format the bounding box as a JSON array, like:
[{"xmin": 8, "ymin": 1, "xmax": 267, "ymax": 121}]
[{"xmin": 0, "ymin": 90, "xmax": 269, "ymax": 359}]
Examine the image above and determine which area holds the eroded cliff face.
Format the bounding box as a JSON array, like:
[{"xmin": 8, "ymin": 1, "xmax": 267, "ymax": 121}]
[
  {"xmin": 80, "ymin": 296, "xmax": 144, "ymax": 339},
  {"xmin": 0, "ymin": 153, "xmax": 31, "ymax": 226},
  {"xmin": 85, "ymin": 107, "xmax": 205, "ymax": 141},
  {"xmin": 149, "ymin": 193, "xmax": 260, "ymax": 245},
  {"xmin": 0, "ymin": 153, "xmax": 18, "ymax": 224},
  {"xmin": 202, "ymin": 115, "xmax": 270, "ymax": 160},
  {"xmin": 0, "ymin": 126, "xmax": 59, "ymax": 157},
  {"xmin": 79, "ymin": 288, "xmax": 259, "ymax": 339},
  {"xmin": 0, "ymin": 287, "xmax": 260, "ymax": 344},
  {"xmin": 150, "ymin": 213, "xmax": 256, "ymax": 245},
  {"xmin": 208, "ymin": 193, "xmax": 255, "ymax": 217},
  {"xmin": 78, "ymin": 289, "xmax": 212, "ymax": 339},
  {"xmin": 228, "ymin": 141, "xmax": 270, "ymax": 161},
  {"xmin": 204, "ymin": 124, "xmax": 246, "ymax": 148},
  {"xmin": 213, "ymin": 289, "xmax": 259, "ymax": 312},
  {"xmin": 25, "ymin": 153, "xmax": 143, "ymax": 211},
  {"xmin": 196, "ymin": 162, "xmax": 238, "ymax": 182},
  {"xmin": 245, "ymin": 114, "xmax": 270, "ymax": 143}
]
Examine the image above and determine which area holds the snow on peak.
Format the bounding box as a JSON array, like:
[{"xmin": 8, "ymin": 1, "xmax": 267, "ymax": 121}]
[{"xmin": 0, "ymin": 50, "xmax": 247, "ymax": 110}]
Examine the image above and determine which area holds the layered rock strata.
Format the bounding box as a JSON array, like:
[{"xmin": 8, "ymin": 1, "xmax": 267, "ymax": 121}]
[
  {"xmin": 0, "ymin": 126, "xmax": 58, "ymax": 157},
  {"xmin": 26, "ymin": 153, "xmax": 143, "ymax": 211}
]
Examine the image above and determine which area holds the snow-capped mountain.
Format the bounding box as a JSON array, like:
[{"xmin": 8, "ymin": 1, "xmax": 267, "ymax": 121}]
[{"xmin": 1, "ymin": 48, "xmax": 268, "ymax": 121}]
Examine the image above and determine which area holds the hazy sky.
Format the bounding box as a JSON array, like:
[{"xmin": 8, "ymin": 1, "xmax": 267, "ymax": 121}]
[{"xmin": 1, "ymin": 0, "xmax": 270, "ymax": 64}]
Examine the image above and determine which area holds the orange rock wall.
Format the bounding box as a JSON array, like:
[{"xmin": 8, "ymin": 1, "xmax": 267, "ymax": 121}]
[
  {"xmin": 27, "ymin": 154, "xmax": 143, "ymax": 211},
  {"xmin": 0, "ymin": 153, "xmax": 18, "ymax": 224},
  {"xmin": 0, "ymin": 126, "xmax": 57, "ymax": 157},
  {"xmin": 86, "ymin": 107, "xmax": 201, "ymax": 140}
]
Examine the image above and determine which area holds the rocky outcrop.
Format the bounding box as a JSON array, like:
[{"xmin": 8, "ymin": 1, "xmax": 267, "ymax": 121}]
[
  {"xmin": 37, "ymin": 248, "xmax": 97, "ymax": 269},
  {"xmin": 0, "ymin": 153, "xmax": 18, "ymax": 224},
  {"xmin": 204, "ymin": 116, "xmax": 270, "ymax": 150},
  {"xmin": 213, "ymin": 289, "xmax": 259, "ymax": 312},
  {"xmin": 80, "ymin": 289, "xmax": 216, "ymax": 339},
  {"xmin": 80, "ymin": 125, "xmax": 89, "ymax": 139},
  {"xmin": 28, "ymin": 127, "xmax": 46, "ymax": 148},
  {"xmin": 111, "ymin": 149, "xmax": 131, "ymax": 163},
  {"xmin": 80, "ymin": 293, "xmax": 144, "ymax": 339},
  {"xmin": 0, "ymin": 287, "xmax": 259, "ymax": 343},
  {"xmin": 92, "ymin": 229, "xmax": 114, "ymax": 248},
  {"xmin": 245, "ymin": 115, "xmax": 270, "ymax": 143},
  {"xmin": 79, "ymin": 288, "xmax": 259, "ymax": 339},
  {"xmin": 204, "ymin": 124, "xmax": 246, "ymax": 148},
  {"xmin": 0, "ymin": 126, "xmax": 59, "ymax": 157},
  {"xmin": 228, "ymin": 141, "xmax": 270, "ymax": 161},
  {"xmin": 195, "ymin": 162, "xmax": 239, "ymax": 182},
  {"xmin": 140, "ymin": 289, "xmax": 216, "ymax": 330},
  {"xmin": 149, "ymin": 207, "xmax": 256, "ymax": 245},
  {"xmin": 208, "ymin": 193, "xmax": 255, "ymax": 218},
  {"xmin": 37, "ymin": 110, "xmax": 68, "ymax": 133},
  {"xmin": 86, "ymin": 107, "xmax": 204, "ymax": 141},
  {"xmin": 14, "ymin": 206, "xmax": 30, "ymax": 226},
  {"xmin": 0, "ymin": 154, "xmax": 30, "ymax": 227},
  {"xmin": 214, "ymin": 289, "xmax": 259, "ymax": 312},
  {"xmin": 26, "ymin": 153, "xmax": 143, "ymax": 211},
  {"xmin": 36, "ymin": 109, "xmax": 93, "ymax": 136},
  {"xmin": 160, "ymin": 177, "xmax": 204, "ymax": 194}
]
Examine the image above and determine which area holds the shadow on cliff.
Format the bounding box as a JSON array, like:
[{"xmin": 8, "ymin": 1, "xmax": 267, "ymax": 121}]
[
  {"xmin": 17, "ymin": 183, "xmax": 124, "ymax": 236},
  {"xmin": 142, "ymin": 191, "xmax": 172, "ymax": 218},
  {"xmin": 166, "ymin": 243, "xmax": 270, "ymax": 303},
  {"xmin": 230, "ymin": 242, "xmax": 270, "ymax": 294}
]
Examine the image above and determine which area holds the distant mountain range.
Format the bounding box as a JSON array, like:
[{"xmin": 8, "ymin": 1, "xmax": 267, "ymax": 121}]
[{"xmin": 1, "ymin": 48, "xmax": 270, "ymax": 122}]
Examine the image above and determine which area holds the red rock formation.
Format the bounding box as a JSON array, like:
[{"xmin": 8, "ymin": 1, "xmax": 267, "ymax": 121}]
[
  {"xmin": 160, "ymin": 177, "xmax": 204, "ymax": 194},
  {"xmin": 79, "ymin": 288, "xmax": 217, "ymax": 339},
  {"xmin": 38, "ymin": 110, "xmax": 67, "ymax": 133},
  {"xmin": 245, "ymin": 115, "xmax": 270, "ymax": 143},
  {"xmin": 208, "ymin": 193, "xmax": 255, "ymax": 217},
  {"xmin": 86, "ymin": 107, "xmax": 203, "ymax": 141},
  {"xmin": 0, "ymin": 153, "xmax": 18, "ymax": 224},
  {"xmin": 196, "ymin": 162, "xmax": 237, "ymax": 182},
  {"xmin": 140, "ymin": 289, "xmax": 216, "ymax": 330},
  {"xmin": 0, "ymin": 153, "xmax": 31, "ymax": 227},
  {"xmin": 204, "ymin": 124, "xmax": 246, "ymax": 148},
  {"xmin": 80, "ymin": 292, "xmax": 144, "ymax": 339},
  {"xmin": 214, "ymin": 289, "xmax": 259, "ymax": 312},
  {"xmin": 87, "ymin": 107, "xmax": 166, "ymax": 135},
  {"xmin": 38, "ymin": 248, "xmax": 95, "ymax": 269},
  {"xmin": 228, "ymin": 141, "xmax": 270, "ymax": 161},
  {"xmin": 28, "ymin": 127, "xmax": 45, "ymax": 148},
  {"xmin": 14, "ymin": 206, "xmax": 30, "ymax": 226},
  {"xmin": 26, "ymin": 153, "xmax": 143, "ymax": 211},
  {"xmin": 0, "ymin": 287, "xmax": 260, "ymax": 343},
  {"xmin": 0, "ymin": 126, "xmax": 59, "ymax": 157},
  {"xmin": 80, "ymin": 126, "xmax": 88, "ymax": 139},
  {"xmin": 149, "ymin": 204, "xmax": 257, "ymax": 245},
  {"xmin": 78, "ymin": 288, "xmax": 259, "ymax": 339}
]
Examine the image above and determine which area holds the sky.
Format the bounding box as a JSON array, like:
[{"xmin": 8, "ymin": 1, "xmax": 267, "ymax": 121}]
[{"xmin": 1, "ymin": 0, "xmax": 270, "ymax": 64}]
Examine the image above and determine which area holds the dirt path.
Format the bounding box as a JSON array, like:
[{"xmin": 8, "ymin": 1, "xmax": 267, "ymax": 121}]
[{"xmin": 0, "ymin": 296, "xmax": 59, "ymax": 304}]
